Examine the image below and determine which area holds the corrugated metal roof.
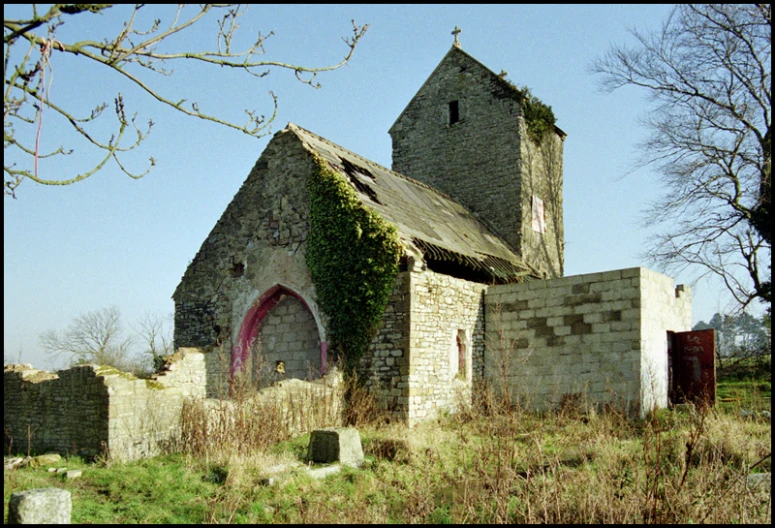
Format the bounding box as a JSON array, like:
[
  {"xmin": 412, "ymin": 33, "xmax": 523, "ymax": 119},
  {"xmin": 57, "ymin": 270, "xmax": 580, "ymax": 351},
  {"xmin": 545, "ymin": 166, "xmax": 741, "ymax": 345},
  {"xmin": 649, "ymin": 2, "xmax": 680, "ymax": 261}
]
[{"xmin": 287, "ymin": 123, "xmax": 540, "ymax": 283}]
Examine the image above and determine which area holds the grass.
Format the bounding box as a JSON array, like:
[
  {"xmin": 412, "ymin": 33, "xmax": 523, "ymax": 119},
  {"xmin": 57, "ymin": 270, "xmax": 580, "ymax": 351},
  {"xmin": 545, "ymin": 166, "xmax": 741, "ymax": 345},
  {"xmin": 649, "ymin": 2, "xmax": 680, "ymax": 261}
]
[
  {"xmin": 4, "ymin": 354, "xmax": 771, "ymax": 523},
  {"xmin": 717, "ymin": 354, "xmax": 771, "ymax": 412},
  {"xmin": 5, "ymin": 384, "xmax": 771, "ymax": 524}
]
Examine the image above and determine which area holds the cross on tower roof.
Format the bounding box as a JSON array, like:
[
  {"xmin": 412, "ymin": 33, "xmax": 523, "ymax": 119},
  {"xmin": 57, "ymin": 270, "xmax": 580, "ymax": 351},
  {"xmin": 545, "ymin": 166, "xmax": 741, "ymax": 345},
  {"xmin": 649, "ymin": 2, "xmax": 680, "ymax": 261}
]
[{"xmin": 451, "ymin": 26, "xmax": 462, "ymax": 47}]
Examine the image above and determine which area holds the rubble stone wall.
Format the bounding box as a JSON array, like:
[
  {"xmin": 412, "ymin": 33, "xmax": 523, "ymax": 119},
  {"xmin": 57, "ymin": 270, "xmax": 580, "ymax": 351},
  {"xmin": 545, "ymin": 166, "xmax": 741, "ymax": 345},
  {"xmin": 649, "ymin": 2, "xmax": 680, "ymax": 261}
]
[
  {"xmin": 4, "ymin": 349, "xmax": 206, "ymax": 461},
  {"xmin": 406, "ymin": 268, "xmax": 486, "ymax": 424},
  {"xmin": 4, "ymin": 365, "xmax": 109, "ymax": 459},
  {"xmin": 359, "ymin": 271, "xmax": 411, "ymax": 422}
]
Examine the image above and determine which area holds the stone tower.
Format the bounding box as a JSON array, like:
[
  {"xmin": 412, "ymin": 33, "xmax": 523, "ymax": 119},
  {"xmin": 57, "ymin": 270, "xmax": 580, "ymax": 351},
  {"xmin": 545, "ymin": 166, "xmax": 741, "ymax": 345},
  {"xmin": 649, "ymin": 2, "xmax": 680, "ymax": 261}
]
[{"xmin": 389, "ymin": 45, "xmax": 565, "ymax": 278}]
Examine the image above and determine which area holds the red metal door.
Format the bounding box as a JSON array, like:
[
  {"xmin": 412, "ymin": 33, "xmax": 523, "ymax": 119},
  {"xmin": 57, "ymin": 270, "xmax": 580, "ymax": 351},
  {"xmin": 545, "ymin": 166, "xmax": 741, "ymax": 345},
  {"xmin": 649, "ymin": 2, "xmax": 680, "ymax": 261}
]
[{"xmin": 669, "ymin": 329, "xmax": 716, "ymax": 407}]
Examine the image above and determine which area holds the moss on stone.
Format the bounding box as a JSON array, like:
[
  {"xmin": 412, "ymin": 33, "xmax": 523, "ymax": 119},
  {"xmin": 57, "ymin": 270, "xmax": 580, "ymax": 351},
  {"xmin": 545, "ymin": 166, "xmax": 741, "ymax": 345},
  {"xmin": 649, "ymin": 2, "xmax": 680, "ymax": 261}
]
[
  {"xmin": 94, "ymin": 365, "xmax": 137, "ymax": 381},
  {"xmin": 144, "ymin": 379, "xmax": 165, "ymax": 390}
]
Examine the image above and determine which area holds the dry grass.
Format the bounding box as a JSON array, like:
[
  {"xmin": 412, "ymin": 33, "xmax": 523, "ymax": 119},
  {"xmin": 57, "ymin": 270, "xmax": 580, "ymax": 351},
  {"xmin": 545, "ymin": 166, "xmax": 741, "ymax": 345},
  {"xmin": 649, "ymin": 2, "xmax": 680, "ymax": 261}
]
[
  {"xmin": 195, "ymin": 370, "xmax": 770, "ymax": 523},
  {"xmin": 5, "ymin": 375, "xmax": 770, "ymax": 524},
  {"xmin": 178, "ymin": 370, "xmax": 345, "ymax": 465},
  {"xmin": 8, "ymin": 334, "xmax": 768, "ymax": 524}
]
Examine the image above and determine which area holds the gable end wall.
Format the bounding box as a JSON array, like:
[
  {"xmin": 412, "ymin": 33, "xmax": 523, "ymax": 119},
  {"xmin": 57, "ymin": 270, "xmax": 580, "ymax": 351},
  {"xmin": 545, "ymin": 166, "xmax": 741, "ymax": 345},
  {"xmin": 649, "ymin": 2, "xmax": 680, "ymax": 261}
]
[{"xmin": 173, "ymin": 131, "xmax": 323, "ymax": 397}]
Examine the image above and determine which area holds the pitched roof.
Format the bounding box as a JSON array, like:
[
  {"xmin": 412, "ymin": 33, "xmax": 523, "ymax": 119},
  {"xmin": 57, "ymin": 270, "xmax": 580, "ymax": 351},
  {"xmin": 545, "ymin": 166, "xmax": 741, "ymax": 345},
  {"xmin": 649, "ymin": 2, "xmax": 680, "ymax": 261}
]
[{"xmin": 287, "ymin": 123, "xmax": 541, "ymax": 283}]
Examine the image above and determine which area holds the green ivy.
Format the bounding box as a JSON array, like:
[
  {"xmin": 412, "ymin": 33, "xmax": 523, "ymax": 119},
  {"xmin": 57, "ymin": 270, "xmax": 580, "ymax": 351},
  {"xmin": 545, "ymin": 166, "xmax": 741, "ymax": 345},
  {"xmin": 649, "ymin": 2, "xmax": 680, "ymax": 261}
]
[
  {"xmin": 519, "ymin": 86, "xmax": 557, "ymax": 144},
  {"xmin": 306, "ymin": 154, "xmax": 402, "ymax": 370},
  {"xmin": 500, "ymin": 77, "xmax": 557, "ymax": 144}
]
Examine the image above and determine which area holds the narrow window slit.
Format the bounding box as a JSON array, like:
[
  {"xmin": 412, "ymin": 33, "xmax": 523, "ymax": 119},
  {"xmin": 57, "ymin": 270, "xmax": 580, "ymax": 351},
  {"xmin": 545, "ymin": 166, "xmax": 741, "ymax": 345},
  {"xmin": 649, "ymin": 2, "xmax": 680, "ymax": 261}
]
[{"xmin": 449, "ymin": 101, "xmax": 460, "ymax": 125}]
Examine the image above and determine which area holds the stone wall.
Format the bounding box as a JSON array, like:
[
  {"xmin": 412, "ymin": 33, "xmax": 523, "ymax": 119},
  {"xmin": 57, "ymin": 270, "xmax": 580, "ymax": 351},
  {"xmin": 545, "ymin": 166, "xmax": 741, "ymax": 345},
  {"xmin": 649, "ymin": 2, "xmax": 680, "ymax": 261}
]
[
  {"xmin": 484, "ymin": 267, "xmax": 692, "ymax": 416},
  {"xmin": 4, "ymin": 348, "xmax": 345, "ymax": 462},
  {"xmin": 359, "ymin": 271, "xmax": 411, "ymax": 421},
  {"xmin": 254, "ymin": 294, "xmax": 322, "ymax": 386},
  {"xmin": 4, "ymin": 365, "xmax": 109, "ymax": 459},
  {"xmin": 4, "ymin": 349, "xmax": 206, "ymax": 461},
  {"xmin": 389, "ymin": 46, "xmax": 564, "ymax": 278},
  {"xmin": 173, "ymin": 130, "xmax": 324, "ymax": 358},
  {"xmin": 173, "ymin": 130, "xmax": 329, "ymax": 398},
  {"xmin": 358, "ymin": 267, "xmax": 486, "ymax": 424},
  {"xmin": 406, "ymin": 268, "xmax": 486, "ymax": 424},
  {"xmin": 640, "ymin": 268, "xmax": 693, "ymax": 410}
]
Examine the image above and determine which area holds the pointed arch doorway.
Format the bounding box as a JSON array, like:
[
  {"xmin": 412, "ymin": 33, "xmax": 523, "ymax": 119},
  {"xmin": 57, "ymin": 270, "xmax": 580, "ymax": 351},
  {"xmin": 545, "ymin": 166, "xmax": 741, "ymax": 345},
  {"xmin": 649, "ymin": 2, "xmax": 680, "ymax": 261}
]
[{"xmin": 234, "ymin": 285, "xmax": 327, "ymax": 387}]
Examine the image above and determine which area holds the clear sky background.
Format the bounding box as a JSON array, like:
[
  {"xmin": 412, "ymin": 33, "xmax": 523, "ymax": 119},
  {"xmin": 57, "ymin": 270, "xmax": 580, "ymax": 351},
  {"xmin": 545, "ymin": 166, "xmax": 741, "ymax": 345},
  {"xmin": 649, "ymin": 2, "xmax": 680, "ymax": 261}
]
[{"xmin": 4, "ymin": 4, "xmax": 760, "ymax": 369}]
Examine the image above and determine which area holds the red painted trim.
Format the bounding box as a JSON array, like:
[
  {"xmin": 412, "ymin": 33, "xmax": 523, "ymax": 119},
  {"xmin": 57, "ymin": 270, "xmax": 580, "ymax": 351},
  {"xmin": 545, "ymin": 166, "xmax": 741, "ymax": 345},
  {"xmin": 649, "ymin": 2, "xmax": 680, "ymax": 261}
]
[{"xmin": 232, "ymin": 285, "xmax": 326, "ymax": 377}]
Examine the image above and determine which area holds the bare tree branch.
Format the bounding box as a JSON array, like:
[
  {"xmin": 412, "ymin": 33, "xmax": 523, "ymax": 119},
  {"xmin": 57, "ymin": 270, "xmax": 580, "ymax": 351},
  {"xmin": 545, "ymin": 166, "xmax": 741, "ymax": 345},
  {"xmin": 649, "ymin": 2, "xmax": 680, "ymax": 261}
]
[
  {"xmin": 40, "ymin": 306, "xmax": 137, "ymax": 371},
  {"xmin": 4, "ymin": 4, "xmax": 369, "ymax": 196},
  {"xmin": 590, "ymin": 4, "xmax": 771, "ymax": 308},
  {"xmin": 134, "ymin": 312, "xmax": 174, "ymax": 372}
]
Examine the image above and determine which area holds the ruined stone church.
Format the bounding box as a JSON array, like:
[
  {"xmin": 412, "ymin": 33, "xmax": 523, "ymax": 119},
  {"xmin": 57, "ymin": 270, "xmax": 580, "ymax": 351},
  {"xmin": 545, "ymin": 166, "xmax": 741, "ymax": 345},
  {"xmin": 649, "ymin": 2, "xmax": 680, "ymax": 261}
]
[{"xmin": 173, "ymin": 42, "xmax": 694, "ymax": 423}]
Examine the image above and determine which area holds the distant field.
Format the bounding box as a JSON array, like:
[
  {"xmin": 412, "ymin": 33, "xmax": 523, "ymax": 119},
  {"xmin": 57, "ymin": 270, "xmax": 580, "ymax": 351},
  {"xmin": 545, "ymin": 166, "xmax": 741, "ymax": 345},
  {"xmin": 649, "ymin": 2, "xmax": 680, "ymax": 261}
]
[{"xmin": 717, "ymin": 355, "xmax": 771, "ymax": 412}]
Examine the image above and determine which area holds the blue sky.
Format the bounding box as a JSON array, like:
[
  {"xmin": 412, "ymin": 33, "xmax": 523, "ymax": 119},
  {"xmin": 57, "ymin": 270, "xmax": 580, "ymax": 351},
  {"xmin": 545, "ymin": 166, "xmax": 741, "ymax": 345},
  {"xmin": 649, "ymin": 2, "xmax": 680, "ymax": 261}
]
[{"xmin": 4, "ymin": 4, "xmax": 757, "ymax": 369}]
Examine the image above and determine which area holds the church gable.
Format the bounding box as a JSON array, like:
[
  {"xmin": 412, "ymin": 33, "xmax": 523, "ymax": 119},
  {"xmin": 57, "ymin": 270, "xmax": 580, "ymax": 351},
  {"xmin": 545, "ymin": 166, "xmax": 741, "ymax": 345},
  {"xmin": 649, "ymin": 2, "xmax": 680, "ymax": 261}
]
[
  {"xmin": 389, "ymin": 45, "xmax": 565, "ymax": 279},
  {"xmin": 173, "ymin": 129, "xmax": 320, "ymax": 351},
  {"xmin": 389, "ymin": 46, "xmax": 523, "ymax": 136}
]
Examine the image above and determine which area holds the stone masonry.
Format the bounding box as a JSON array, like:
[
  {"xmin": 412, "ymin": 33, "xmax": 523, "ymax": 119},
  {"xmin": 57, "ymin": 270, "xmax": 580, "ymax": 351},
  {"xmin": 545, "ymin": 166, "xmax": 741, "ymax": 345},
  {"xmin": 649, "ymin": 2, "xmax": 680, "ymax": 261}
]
[
  {"xmin": 254, "ymin": 294, "xmax": 321, "ymax": 387},
  {"xmin": 359, "ymin": 266, "xmax": 486, "ymax": 424},
  {"xmin": 173, "ymin": 131, "xmax": 327, "ymax": 398},
  {"xmin": 405, "ymin": 268, "xmax": 486, "ymax": 423},
  {"xmin": 5, "ymin": 44, "xmax": 699, "ymax": 453},
  {"xmin": 390, "ymin": 46, "xmax": 564, "ymax": 279},
  {"xmin": 4, "ymin": 349, "xmax": 206, "ymax": 461},
  {"xmin": 168, "ymin": 44, "xmax": 693, "ymax": 426}
]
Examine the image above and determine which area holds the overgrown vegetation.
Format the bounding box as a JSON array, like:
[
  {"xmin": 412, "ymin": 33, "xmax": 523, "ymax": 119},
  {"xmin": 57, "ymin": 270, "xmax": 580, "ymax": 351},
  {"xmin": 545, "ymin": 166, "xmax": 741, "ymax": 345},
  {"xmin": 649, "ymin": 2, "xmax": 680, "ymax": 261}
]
[
  {"xmin": 497, "ymin": 74, "xmax": 557, "ymax": 144},
  {"xmin": 305, "ymin": 154, "xmax": 403, "ymax": 370},
  {"xmin": 518, "ymin": 86, "xmax": 557, "ymax": 144},
  {"xmin": 5, "ymin": 364, "xmax": 770, "ymax": 524}
]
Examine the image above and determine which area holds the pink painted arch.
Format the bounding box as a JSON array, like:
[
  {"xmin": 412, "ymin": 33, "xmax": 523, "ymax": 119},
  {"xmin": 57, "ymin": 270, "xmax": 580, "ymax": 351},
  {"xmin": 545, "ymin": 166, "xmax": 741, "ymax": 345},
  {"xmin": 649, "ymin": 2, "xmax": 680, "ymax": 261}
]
[{"xmin": 232, "ymin": 285, "xmax": 327, "ymax": 377}]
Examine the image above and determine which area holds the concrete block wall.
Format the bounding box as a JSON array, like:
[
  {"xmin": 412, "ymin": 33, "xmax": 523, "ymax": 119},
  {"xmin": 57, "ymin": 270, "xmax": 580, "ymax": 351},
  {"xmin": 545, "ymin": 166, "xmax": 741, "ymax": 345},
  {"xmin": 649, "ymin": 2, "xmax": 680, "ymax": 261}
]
[
  {"xmin": 639, "ymin": 268, "xmax": 693, "ymax": 410},
  {"xmin": 253, "ymin": 294, "xmax": 322, "ymax": 386},
  {"xmin": 484, "ymin": 267, "xmax": 691, "ymax": 415}
]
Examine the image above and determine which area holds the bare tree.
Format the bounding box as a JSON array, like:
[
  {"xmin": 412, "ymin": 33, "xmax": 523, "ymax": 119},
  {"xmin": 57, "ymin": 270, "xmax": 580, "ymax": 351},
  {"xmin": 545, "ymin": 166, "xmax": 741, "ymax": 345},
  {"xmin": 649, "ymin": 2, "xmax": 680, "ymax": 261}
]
[
  {"xmin": 4, "ymin": 4, "xmax": 368, "ymax": 197},
  {"xmin": 40, "ymin": 305, "xmax": 138, "ymax": 371},
  {"xmin": 590, "ymin": 4, "xmax": 771, "ymax": 309},
  {"xmin": 135, "ymin": 311, "xmax": 174, "ymax": 372}
]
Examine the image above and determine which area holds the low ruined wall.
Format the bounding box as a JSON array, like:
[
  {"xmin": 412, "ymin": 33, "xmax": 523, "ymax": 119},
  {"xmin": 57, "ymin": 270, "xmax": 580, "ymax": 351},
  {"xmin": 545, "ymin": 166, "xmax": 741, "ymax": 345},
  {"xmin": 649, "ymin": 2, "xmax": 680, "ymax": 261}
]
[
  {"xmin": 4, "ymin": 365, "xmax": 109, "ymax": 459},
  {"xmin": 195, "ymin": 368, "xmax": 345, "ymax": 441},
  {"xmin": 485, "ymin": 267, "xmax": 691, "ymax": 415},
  {"xmin": 4, "ymin": 348, "xmax": 346, "ymax": 462},
  {"xmin": 4, "ymin": 349, "xmax": 207, "ymax": 462},
  {"xmin": 106, "ymin": 349, "xmax": 207, "ymax": 461}
]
